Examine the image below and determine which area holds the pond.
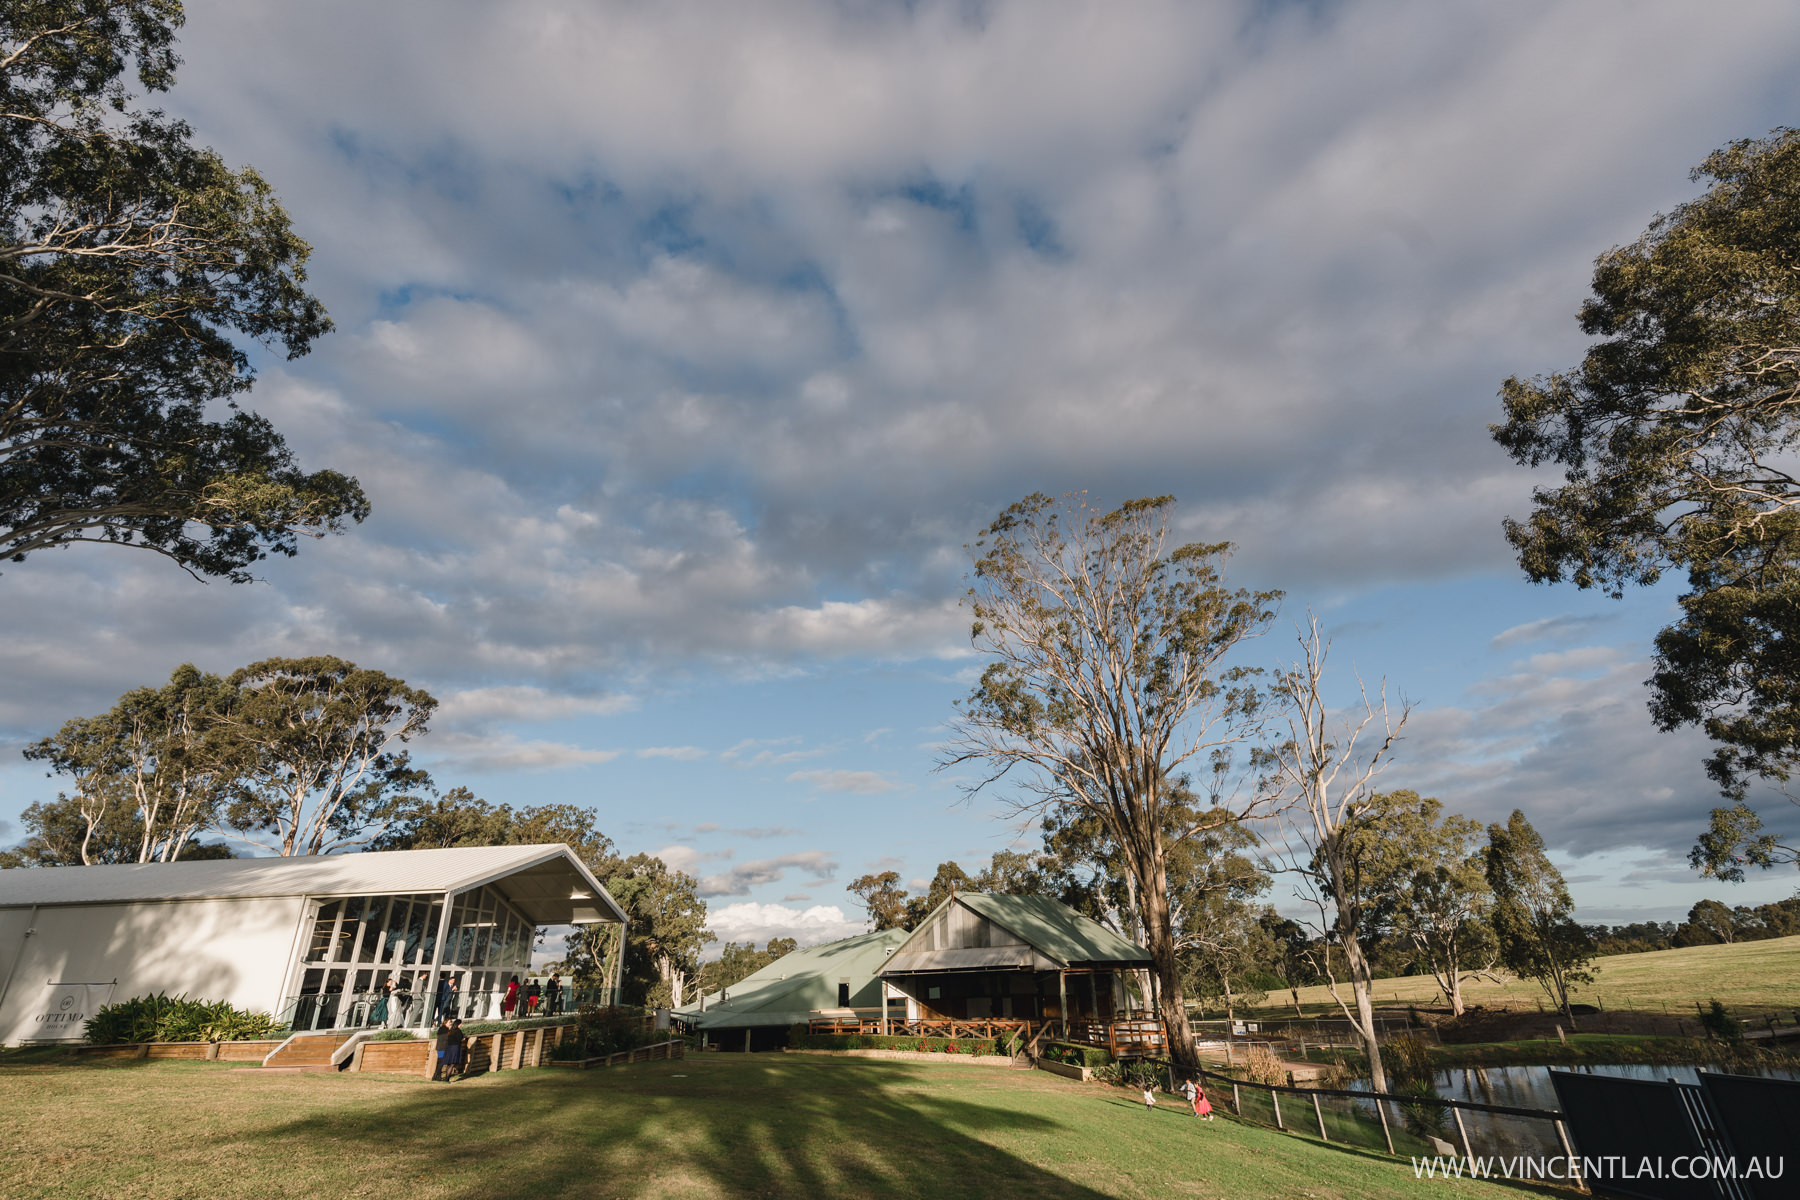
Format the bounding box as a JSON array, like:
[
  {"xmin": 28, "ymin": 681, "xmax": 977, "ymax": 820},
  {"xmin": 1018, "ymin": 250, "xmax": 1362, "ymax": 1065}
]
[{"xmin": 1347, "ymin": 1062, "xmax": 1800, "ymax": 1163}]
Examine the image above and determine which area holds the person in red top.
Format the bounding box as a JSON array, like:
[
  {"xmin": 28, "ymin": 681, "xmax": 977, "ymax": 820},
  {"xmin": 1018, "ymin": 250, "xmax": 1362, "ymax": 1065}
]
[{"xmin": 501, "ymin": 975, "xmax": 521, "ymax": 1017}]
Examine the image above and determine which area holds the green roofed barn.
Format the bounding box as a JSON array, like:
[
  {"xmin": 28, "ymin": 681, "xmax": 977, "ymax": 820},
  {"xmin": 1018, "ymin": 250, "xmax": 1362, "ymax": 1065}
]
[{"xmin": 675, "ymin": 929, "xmax": 910, "ymax": 1051}]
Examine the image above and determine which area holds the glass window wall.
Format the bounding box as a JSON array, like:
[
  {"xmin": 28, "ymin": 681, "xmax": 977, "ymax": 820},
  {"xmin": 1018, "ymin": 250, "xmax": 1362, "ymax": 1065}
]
[{"xmin": 283, "ymin": 885, "xmax": 540, "ymax": 1032}]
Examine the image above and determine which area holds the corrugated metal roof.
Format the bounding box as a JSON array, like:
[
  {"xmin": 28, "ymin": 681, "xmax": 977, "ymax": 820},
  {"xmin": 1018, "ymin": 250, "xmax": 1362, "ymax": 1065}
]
[
  {"xmin": 882, "ymin": 945, "xmax": 1059, "ymax": 973},
  {"xmin": 0, "ymin": 845, "xmax": 626, "ymax": 925},
  {"xmin": 880, "ymin": 893, "xmax": 1152, "ymax": 973},
  {"xmin": 675, "ymin": 928, "xmax": 908, "ymax": 1030}
]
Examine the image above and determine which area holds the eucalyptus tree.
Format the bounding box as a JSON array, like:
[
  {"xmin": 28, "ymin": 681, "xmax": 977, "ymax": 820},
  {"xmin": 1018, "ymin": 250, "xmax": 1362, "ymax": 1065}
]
[
  {"xmin": 1484, "ymin": 810, "xmax": 1597, "ymax": 1027},
  {"xmin": 1261, "ymin": 617, "xmax": 1410, "ymax": 1092},
  {"xmin": 21, "ymin": 662, "xmax": 230, "ymax": 862},
  {"xmin": 1492, "ymin": 129, "xmax": 1800, "ymax": 874},
  {"xmin": 1, "ymin": 0, "xmax": 366, "ymax": 580},
  {"xmin": 943, "ymin": 492, "xmax": 1281, "ymax": 1069},
  {"xmin": 215, "ymin": 656, "xmax": 435, "ymax": 856},
  {"xmin": 1350, "ymin": 791, "xmax": 1495, "ymax": 1017}
]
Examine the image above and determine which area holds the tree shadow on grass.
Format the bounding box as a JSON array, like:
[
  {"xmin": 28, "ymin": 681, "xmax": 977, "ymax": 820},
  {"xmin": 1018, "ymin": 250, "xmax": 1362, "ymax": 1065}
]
[{"xmin": 238, "ymin": 1058, "xmax": 1120, "ymax": 1200}]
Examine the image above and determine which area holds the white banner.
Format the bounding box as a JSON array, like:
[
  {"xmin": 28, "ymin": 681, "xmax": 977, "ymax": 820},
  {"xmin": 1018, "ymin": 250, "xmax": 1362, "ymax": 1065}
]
[{"xmin": 30, "ymin": 982, "xmax": 115, "ymax": 1040}]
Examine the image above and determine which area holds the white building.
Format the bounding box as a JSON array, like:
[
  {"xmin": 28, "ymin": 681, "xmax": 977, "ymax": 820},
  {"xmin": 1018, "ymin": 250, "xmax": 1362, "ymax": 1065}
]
[{"xmin": 0, "ymin": 844, "xmax": 626, "ymax": 1045}]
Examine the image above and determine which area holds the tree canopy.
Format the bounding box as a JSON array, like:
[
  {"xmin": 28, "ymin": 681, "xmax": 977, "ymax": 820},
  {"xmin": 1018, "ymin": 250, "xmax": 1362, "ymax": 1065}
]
[
  {"xmin": 1484, "ymin": 809, "xmax": 1596, "ymax": 1025},
  {"xmin": 1, "ymin": 0, "xmax": 367, "ymax": 580},
  {"xmin": 1492, "ymin": 129, "xmax": 1800, "ymax": 871},
  {"xmin": 944, "ymin": 491, "xmax": 1280, "ymax": 1069}
]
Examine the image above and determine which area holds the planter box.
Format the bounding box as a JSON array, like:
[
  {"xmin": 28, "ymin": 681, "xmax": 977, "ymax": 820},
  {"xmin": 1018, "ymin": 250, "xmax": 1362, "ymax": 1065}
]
[
  {"xmin": 1036, "ymin": 1059, "xmax": 1091, "ymax": 1082},
  {"xmin": 214, "ymin": 1041, "xmax": 285, "ymax": 1062},
  {"xmin": 357, "ymin": 1040, "xmax": 431, "ymax": 1072},
  {"xmin": 145, "ymin": 1042, "xmax": 212, "ymax": 1060}
]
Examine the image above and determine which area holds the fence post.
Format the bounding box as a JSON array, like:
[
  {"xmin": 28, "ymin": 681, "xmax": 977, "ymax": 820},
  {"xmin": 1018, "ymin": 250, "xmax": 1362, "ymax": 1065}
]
[
  {"xmin": 1312, "ymin": 1092, "xmax": 1328, "ymax": 1141},
  {"xmin": 1555, "ymin": 1119, "xmax": 1587, "ymax": 1194},
  {"xmin": 1232, "ymin": 1083, "xmax": 1241, "ymax": 1116},
  {"xmin": 1271, "ymin": 1089, "xmax": 1285, "ymax": 1131},
  {"xmin": 1452, "ymin": 1105, "xmax": 1474, "ymax": 1163}
]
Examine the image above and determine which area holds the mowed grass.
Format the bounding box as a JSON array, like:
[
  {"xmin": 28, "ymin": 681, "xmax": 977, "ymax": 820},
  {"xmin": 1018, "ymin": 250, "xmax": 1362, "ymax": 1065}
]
[
  {"xmin": 0, "ymin": 1054, "xmax": 1548, "ymax": 1200},
  {"xmin": 1272, "ymin": 934, "xmax": 1800, "ymax": 1017}
]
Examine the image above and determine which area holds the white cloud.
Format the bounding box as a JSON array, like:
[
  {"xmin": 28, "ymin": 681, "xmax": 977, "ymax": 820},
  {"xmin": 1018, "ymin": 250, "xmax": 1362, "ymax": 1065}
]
[
  {"xmin": 696, "ymin": 851, "xmax": 841, "ymax": 897},
  {"xmin": 786, "ymin": 769, "xmax": 900, "ymax": 795},
  {"xmin": 706, "ymin": 902, "xmax": 867, "ymax": 949},
  {"xmin": 422, "ymin": 733, "xmax": 620, "ymax": 773},
  {"xmin": 636, "ymin": 745, "xmax": 708, "ymax": 760}
]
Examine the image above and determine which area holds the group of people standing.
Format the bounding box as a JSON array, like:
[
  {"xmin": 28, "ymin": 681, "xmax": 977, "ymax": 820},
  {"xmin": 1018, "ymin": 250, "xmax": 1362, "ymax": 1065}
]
[
  {"xmin": 362, "ymin": 972, "xmax": 566, "ymax": 1030},
  {"xmin": 499, "ymin": 973, "xmax": 563, "ymax": 1017}
]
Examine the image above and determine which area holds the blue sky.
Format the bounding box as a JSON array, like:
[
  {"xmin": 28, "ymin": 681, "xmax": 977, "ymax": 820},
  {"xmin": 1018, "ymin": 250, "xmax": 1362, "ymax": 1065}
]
[{"xmin": 4, "ymin": 0, "xmax": 1799, "ymax": 946}]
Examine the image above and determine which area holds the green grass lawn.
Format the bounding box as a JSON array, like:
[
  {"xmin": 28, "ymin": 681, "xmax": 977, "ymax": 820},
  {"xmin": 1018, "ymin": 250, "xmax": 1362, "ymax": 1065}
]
[
  {"xmin": 1269, "ymin": 934, "xmax": 1800, "ymax": 1018},
  {"xmin": 0, "ymin": 1053, "xmax": 1552, "ymax": 1200}
]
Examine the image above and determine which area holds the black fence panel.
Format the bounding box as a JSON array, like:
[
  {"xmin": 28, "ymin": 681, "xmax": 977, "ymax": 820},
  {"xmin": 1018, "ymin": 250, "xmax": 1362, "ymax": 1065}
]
[
  {"xmin": 1697, "ymin": 1073, "xmax": 1800, "ymax": 1200},
  {"xmin": 1550, "ymin": 1071, "xmax": 1720, "ymax": 1200}
]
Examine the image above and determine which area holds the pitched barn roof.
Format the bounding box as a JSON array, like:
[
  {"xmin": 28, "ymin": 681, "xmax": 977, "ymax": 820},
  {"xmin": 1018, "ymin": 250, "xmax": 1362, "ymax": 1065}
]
[
  {"xmin": 879, "ymin": 892, "xmax": 1152, "ymax": 976},
  {"xmin": 676, "ymin": 928, "xmax": 909, "ymax": 1029},
  {"xmin": 0, "ymin": 845, "xmax": 626, "ymax": 926}
]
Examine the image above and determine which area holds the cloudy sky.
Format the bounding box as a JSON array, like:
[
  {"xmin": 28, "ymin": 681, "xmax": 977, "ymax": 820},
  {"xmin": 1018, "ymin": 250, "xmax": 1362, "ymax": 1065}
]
[{"xmin": 5, "ymin": 0, "xmax": 1799, "ymax": 947}]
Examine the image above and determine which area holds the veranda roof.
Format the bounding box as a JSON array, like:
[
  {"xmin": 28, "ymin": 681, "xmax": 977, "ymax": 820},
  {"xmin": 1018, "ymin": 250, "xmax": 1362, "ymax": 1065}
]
[
  {"xmin": 0, "ymin": 844, "xmax": 626, "ymax": 926},
  {"xmin": 676, "ymin": 929, "xmax": 909, "ymax": 1030}
]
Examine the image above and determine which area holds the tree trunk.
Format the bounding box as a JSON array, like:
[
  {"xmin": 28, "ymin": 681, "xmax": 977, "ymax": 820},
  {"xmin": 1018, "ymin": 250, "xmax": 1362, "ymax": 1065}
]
[
  {"xmin": 1136, "ymin": 860, "xmax": 1200, "ymax": 1069},
  {"xmin": 1328, "ymin": 849, "xmax": 1389, "ymax": 1093},
  {"xmin": 1341, "ymin": 932, "xmax": 1389, "ymax": 1093}
]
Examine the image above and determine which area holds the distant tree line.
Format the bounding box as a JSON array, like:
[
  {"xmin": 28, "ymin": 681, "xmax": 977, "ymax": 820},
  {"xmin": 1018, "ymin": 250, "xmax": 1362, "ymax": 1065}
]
[{"xmin": 1586, "ymin": 896, "xmax": 1800, "ymax": 954}]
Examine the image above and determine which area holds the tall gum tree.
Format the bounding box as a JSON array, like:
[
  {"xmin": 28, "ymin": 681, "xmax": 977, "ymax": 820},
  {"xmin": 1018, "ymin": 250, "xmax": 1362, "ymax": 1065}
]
[
  {"xmin": 942, "ymin": 492, "xmax": 1280, "ymax": 1070},
  {"xmin": 1, "ymin": 1, "xmax": 367, "ymax": 580},
  {"xmin": 215, "ymin": 656, "xmax": 435, "ymax": 856},
  {"xmin": 1491, "ymin": 129, "xmax": 1800, "ymax": 875},
  {"xmin": 1261, "ymin": 617, "xmax": 1409, "ymax": 1093}
]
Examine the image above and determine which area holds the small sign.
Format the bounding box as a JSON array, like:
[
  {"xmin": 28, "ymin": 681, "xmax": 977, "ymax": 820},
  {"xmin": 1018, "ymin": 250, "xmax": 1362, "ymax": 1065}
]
[{"xmin": 32, "ymin": 982, "xmax": 114, "ymax": 1041}]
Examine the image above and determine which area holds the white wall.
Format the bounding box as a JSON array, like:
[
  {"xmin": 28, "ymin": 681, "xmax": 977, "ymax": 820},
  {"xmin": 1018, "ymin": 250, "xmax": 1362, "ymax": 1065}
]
[{"xmin": 0, "ymin": 896, "xmax": 308, "ymax": 1044}]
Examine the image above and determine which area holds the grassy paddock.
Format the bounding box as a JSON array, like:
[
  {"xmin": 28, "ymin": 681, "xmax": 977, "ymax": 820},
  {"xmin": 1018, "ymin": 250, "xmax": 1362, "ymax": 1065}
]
[
  {"xmin": 1266, "ymin": 935, "xmax": 1800, "ymax": 1018},
  {"xmin": 0, "ymin": 1053, "xmax": 1550, "ymax": 1200}
]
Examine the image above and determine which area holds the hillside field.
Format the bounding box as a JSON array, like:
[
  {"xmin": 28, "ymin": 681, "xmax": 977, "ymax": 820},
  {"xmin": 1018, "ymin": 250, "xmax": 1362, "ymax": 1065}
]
[{"xmin": 1269, "ymin": 934, "xmax": 1800, "ymax": 1018}]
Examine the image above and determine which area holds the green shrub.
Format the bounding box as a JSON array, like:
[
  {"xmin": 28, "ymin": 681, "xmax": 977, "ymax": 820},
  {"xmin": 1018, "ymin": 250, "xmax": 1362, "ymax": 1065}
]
[
  {"xmin": 574, "ymin": 1004, "xmax": 657, "ymax": 1057},
  {"xmin": 1699, "ymin": 1000, "xmax": 1744, "ymax": 1043},
  {"xmin": 1396, "ymin": 1078, "xmax": 1449, "ymax": 1138},
  {"xmin": 366, "ymin": 1028, "xmax": 418, "ymax": 1042},
  {"xmin": 1383, "ymin": 1033, "xmax": 1435, "ymax": 1086},
  {"xmin": 786, "ymin": 1031, "xmax": 1004, "ymax": 1055},
  {"xmin": 1041, "ymin": 1041, "xmax": 1112, "ymax": 1069},
  {"xmin": 461, "ymin": 1014, "xmax": 576, "ymax": 1035},
  {"xmin": 84, "ymin": 993, "xmax": 276, "ymax": 1045}
]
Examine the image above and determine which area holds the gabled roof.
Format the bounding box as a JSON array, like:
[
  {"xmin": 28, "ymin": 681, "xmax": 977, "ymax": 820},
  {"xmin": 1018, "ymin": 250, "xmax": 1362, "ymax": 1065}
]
[
  {"xmin": 675, "ymin": 929, "xmax": 908, "ymax": 1029},
  {"xmin": 0, "ymin": 844, "xmax": 626, "ymax": 925},
  {"xmin": 880, "ymin": 892, "xmax": 1152, "ymax": 975}
]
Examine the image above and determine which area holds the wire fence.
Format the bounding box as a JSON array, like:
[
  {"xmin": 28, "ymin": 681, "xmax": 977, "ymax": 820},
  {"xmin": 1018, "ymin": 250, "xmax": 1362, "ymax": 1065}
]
[{"xmin": 1159, "ymin": 1060, "xmax": 1584, "ymax": 1187}]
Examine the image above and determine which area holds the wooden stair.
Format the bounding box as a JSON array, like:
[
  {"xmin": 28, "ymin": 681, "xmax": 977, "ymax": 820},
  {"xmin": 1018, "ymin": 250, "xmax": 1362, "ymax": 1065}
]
[{"xmin": 262, "ymin": 1033, "xmax": 355, "ymax": 1071}]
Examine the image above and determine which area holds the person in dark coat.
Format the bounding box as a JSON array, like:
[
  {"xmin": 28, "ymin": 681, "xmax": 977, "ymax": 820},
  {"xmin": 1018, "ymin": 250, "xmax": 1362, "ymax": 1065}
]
[
  {"xmin": 432, "ymin": 1018, "xmax": 456, "ymax": 1081},
  {"xmin": 446, "ymin": 1018, "xmax": 468, "ymax": 1080},
  {"xmin": 546, "ymin": 973, "xmax": 563, "ymax": 1015}
]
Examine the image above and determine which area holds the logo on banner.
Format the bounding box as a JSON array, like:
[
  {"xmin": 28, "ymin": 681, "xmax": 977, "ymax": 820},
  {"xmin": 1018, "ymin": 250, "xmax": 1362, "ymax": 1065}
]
[{"xmin": 33, "ymin": 983, "xmax": 114, "ymax": 1039}]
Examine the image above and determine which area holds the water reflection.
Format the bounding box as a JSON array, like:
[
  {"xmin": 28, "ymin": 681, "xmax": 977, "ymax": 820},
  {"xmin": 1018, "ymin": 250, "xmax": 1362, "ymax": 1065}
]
[{"xmin": 1351, "ymin": 1062, "xmax": 1800, "ymax": 1163}]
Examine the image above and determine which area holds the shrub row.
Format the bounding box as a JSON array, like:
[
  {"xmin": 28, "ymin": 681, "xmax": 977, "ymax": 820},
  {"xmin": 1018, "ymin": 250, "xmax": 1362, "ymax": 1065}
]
[
  {"xmin": 1038, "ymin": 1041, "xmax": 1112, "ymax": 1069},
  {"xmin": 786, "ymin": 1028, "xmax": 1006, "ymax": 1055},
  {"xmin": 84, "ymin": 993, "xmax": 277, "ymax": 1045},
  {"xmin": 460, "ymin": 1013, "xmax": 578, "ymax": 1035}
]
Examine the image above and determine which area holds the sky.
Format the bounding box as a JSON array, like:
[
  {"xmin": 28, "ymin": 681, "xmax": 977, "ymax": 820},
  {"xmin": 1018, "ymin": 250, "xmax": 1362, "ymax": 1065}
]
[{"xmin": 4, "ymin": 0, "xmax": 1800, "ymax": 949}]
